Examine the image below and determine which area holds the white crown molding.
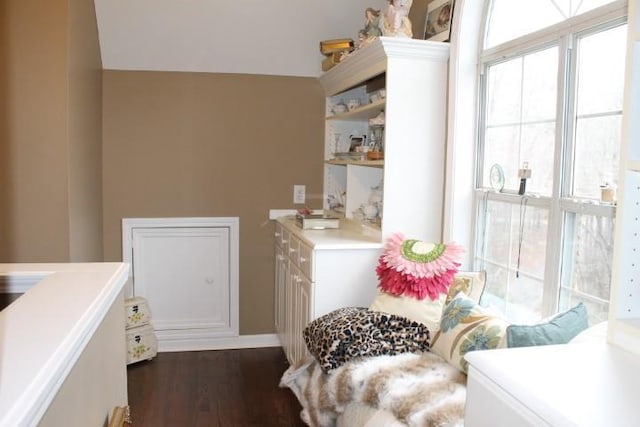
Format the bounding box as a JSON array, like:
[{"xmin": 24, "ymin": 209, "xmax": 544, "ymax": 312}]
[{"xmin": 319, "ymin": 37, "xmax": 450, "ymax": 96}]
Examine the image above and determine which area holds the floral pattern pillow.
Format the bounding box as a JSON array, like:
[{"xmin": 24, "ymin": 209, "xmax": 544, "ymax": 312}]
[
  {"xmin": 445, "ymin": 271, "xmax": 486, "ymax": 306},
  {"xmin": 431, "ymin": 292, "xmax": 508, "ymax": 373}
]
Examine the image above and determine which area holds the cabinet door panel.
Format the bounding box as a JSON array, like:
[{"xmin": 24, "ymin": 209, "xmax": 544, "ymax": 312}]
[
  {"xmin": 284, "ymin": 259, "xmax": 294, "ymax": 362},
  {"xmin": 275, "ymin": 223, "xmax": 285, "ymax": 247},
  {"xmin": 286, "ymin": 263, "xmax": 313, "ymax": 366},
  {"xmin": 288, "ymin": 236, "xmax": 300, "ymax": 266},
  {"xmin": 275, "ymin": 245, "xmax": 287, "ymax": 338},
  {"xmin": 132, "ymin": 227, "xmax": 230, "ymax": 332},
  {"xmin": 298, "ymin": 242, "xmax": 313, "ymax": 279}
]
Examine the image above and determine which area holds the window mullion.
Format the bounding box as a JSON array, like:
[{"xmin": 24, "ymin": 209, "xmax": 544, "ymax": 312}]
[
  {"xmin": 562, "ymin": 33, "xmax": 579, "ymax": 198},
  {"xmin": 542, "ymin": 33, "xmax": 575, "ymax": 316},
  {"xmin": 476, "ymin": 68, "xmax": 489, "ymax": 189},
  {"xmin": 471, "ymin": 65, "xmax": 490, "ymax": 271}
]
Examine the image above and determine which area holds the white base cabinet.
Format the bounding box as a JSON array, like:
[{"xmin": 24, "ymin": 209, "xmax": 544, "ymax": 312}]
[
  {"xmin": 274, "ymin": 218, "xmax": 381, "ymax": 365},
  {"xmin": 465, "ymin": 342, "xmax": 640, "ymax": 427}
]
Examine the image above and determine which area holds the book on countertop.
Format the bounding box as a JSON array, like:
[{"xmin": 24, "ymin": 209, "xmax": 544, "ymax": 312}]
[
  {"xmin": 295, "ymin": 214, "xmax": 340, "ymax": 230},
  {"xmin": 320, "ymin": 38, "xmax": 354, "ymax": 55}
]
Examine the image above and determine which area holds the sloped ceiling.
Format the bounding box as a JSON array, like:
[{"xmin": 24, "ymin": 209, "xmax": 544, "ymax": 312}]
[{"xmin": 94, "ymin": 0, "xmax": 388, "ymax": 77}]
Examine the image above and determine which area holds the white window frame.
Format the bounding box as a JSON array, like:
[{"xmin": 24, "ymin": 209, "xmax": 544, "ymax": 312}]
[{"xmin": 445, "ymin": 0, "xmax": 627, "ymax": 318}]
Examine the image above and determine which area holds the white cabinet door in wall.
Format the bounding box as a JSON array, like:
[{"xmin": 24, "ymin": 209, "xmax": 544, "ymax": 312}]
[
  {"xmin": 123, "ymin": 217, "xmax": 239, "ymax": 352},
  {"xmin": 132, "ymin": 227, "xmax": 228, "ymax": 328}
]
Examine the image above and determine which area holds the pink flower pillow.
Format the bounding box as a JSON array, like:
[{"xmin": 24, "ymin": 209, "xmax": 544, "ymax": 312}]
[{"xmin": 376, "ymin": 232, "xmax": 464, "ymax": 301}]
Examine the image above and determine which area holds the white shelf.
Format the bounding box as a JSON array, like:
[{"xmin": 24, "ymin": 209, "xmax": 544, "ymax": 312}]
[
  {"xmin": 325, "ymin": 159, "xmax": 384, "ymax": 167},
  {"xmin": 326, "ymin": 99, "xmax": 385, "ymax": 121}
]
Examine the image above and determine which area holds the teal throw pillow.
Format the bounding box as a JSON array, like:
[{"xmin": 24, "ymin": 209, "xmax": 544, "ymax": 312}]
[{"xmin": 506, "ymin": 303, "xmax": 589, "ymax": 348}]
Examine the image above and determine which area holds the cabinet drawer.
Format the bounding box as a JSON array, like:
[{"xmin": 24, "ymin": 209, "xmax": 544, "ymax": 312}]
[
  {"xmin": 298, "ymin": 241, "xmax": 313, "ymax": 280},
  {"xmin": 274, "ymin": 222, "xmax": 286, "ymax": 247},
  {"xmin": 281, "ymin": 227, "xmax": 291, "ymax": 255},
  {"xmin": 287, "ymin": 235, "xmax": 300, "ymax": 265}
]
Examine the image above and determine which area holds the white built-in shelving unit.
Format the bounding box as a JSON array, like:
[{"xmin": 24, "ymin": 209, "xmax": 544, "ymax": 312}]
[
  {"xmin": 319, "ymin": 36, "xmax": 450, "ymax": 242},
  {"xmin": 608, "ymin": 0, "xmax": 640, "ymax": 356}
]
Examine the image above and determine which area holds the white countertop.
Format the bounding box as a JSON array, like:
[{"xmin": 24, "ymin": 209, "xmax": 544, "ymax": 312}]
[
  {"xmin": 465, "ymin": 341, "xmax": 640, "ymax": 427},
  {"xmin": 0, "ymin": 263, "xmax": 129, "ymax": 426},
  {"xmin": 276, "ymin": 216, "xmax": 383, "ymax": 250}
]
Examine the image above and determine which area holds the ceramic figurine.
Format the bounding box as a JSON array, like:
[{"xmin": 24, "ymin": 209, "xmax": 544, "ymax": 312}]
[
  {"xmin": 359, "ymin": 7, "xmax": 383, "ymax": 48},
  {"xmin": 381, "ymin": 0, "xmax": 413, "ymax": 38}
]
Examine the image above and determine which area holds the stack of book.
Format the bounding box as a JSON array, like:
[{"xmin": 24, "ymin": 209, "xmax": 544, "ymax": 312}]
[
  {"xmin": 320, "ymin": 38, "xmax": 354, "ymax": 71},
  {"xmin": 295, "ymin": 213, "xmax": 340, "ymax": 230}
]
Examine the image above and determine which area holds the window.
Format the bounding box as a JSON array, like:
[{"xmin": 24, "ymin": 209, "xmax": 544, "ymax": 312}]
[
  {"xmin": 485, "ymin": 0, "xmax": 620, "ymax": 48},
  {"xmin": 475, "ymin": 0, "xmax": 626, "ymax": 324}
]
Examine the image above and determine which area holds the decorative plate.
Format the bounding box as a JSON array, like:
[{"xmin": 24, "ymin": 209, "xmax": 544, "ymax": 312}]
[{"xmin": 489, "ymin": 164, "xmax": 505, "ymax": 192}]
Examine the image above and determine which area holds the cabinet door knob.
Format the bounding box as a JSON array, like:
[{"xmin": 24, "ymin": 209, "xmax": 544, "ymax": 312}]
[
  {"xmin": 275, "ymin": 232, "xmax": 281, "ymax": 238},
  {"xmin": 300, "ymin": 256, "xmax": 307, "ymax": 263},
  {"xmin": 289, "ymin": 248, "xmax": 297, "ymax": 254}
]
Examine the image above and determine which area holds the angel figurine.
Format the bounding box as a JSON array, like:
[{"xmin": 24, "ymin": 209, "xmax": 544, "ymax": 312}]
[{"xmin": 380, "ymin": 0, "xmax": 413, "ymax": 38}]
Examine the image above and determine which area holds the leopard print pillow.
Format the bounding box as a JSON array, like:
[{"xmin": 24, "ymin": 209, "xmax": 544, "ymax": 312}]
[{"xmin": 303, "ymin": 307, "xmax": 431, "ymax": 373}]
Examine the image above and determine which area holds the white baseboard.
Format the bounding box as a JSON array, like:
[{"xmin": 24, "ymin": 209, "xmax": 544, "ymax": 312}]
[{"xmin": 157, "ymin": 333, "xmax": 282, "ymax": 353}]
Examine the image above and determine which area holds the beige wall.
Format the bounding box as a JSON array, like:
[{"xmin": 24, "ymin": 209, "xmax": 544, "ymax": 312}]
[
  {"xmin": 102, "ymin": 71, "xmax": 324, "ymax": 334},
  {"xmin": 0, "ymin": 0, "xmax": 70, "ymax": 262},
  {"xmin": 0, "ymin": 0, "xmax": 103, "ymax": 262},
  {"xmin": 409, "ymin": 0, "xmax": 432, "ymax": 40},
  {"xmin": 68, "ymin": 0, "xmax": 104, "ymax": 261}
]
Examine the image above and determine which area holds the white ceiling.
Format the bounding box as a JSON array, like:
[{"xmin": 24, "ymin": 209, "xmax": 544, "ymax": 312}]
[{"xmin": 94, "ymin": 0, "xmax": 388, "ymax": 77}]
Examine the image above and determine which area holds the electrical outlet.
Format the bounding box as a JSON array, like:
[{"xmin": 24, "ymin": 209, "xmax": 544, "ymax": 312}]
[{"xmin": 293, "ymin": 185, "xmax": 306, "ymax": 204}]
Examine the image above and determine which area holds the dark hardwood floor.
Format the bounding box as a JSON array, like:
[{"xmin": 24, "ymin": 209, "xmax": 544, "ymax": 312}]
[{"xmin": 127, "ymin": 347, "xmax": 306, "ymax": 427}]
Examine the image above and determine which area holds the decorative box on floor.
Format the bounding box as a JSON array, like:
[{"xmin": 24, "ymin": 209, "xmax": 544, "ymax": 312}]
[
  {"xmin": 125, "ymin": 297, "xmax": 158, "ymax": 364},
  {"xmin": 125, "ymin": 296, "xmax": 152, "ymax": 328}
]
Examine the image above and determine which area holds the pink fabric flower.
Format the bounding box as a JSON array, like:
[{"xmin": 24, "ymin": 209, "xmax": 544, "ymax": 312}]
[{"xmin": 376, "ymin": 232, "xmax": 464, "ymax": 300}]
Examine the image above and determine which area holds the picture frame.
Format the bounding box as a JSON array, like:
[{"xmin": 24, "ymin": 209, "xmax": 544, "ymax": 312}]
[{"xmin": 424, "ymin": 0, "xmax": 454, "ymax": 42}]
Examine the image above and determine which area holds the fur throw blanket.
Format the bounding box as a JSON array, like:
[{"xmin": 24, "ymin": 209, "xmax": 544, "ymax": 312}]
[{"xmin": 280, "ymin": 352, "xmax": 466, "ymax": 427}]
